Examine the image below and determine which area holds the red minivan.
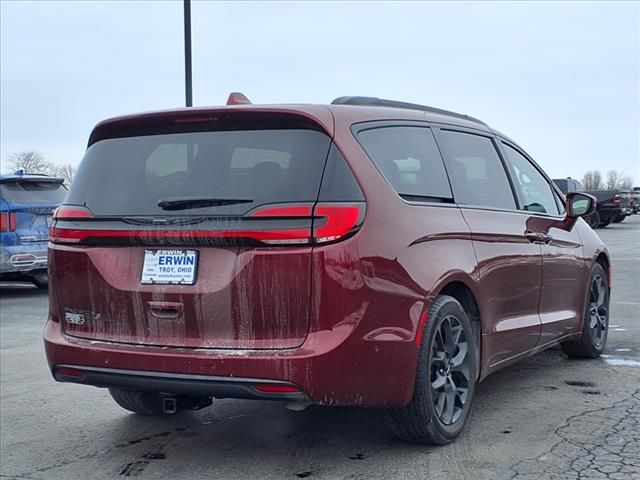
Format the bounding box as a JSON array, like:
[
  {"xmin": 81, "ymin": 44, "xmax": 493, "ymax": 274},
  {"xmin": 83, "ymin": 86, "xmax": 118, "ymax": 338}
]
[{"xmin": 45, "ymin": 95, "xmax": 609, "ymax": 444}]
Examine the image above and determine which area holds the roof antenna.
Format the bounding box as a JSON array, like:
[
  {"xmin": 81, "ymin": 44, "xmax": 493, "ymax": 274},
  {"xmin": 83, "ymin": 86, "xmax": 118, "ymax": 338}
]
[{"xmin": 227, "ymin": 92, "xmax": 252, "ymax": 105}]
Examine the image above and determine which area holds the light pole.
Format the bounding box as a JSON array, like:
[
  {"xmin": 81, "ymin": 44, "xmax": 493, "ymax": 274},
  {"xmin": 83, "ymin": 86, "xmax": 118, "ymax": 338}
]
[{"xmin": 184, "ymin": 0, "xmax": 193, "ymax": 107}]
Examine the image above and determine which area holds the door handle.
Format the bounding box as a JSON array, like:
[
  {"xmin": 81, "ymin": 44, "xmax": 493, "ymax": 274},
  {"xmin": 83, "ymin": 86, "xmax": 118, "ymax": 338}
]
[
  {"xmin": 525, "ymin": 231, "xmax": 543, "ymax": 242},
  {"xmin": 525, "ymin": 231, "xmax": 552, "ymax": 244},
  {"xmin": 147, "ymin": 301, "xmax": 183, "ymax": 319}
]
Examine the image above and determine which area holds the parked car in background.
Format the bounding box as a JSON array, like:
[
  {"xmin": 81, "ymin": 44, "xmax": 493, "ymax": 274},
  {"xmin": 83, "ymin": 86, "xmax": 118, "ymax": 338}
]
[
  {"xmin": 631, "ymin": 189, "xmax": 640, "ymax": 214},
  {"xmin": 45, "ymin": 95, "xmax": 609, "ymax": 445},
  {"xmin": 552, "ymin": 178, "xmax": 633, "ymax": 227},
  {"xmin": 552, "ymin": 177, "xmax": 583, "ymax": 195},
  {"xmin": 0, "ymin": 171, "xmax": 67, "ymax": 288},
  {"xmin": 617, "ymin": 190, "xmax": 637, "ymax": 218},
  {"xmin": 609, "ymin": 190, "xmax": 632, "ymax": 223},
  {"xmin": 581, "ymin": 191, "xmax": 626, "ymax": 228}
]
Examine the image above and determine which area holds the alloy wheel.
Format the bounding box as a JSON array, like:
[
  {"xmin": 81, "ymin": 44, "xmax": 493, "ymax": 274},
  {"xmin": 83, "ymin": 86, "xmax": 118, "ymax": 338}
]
[
  {"xmin": 589, "ymin": 274, "xmax": 608, "ymax": 348},
  {"xmin": 430, "ymin": 315, "xmax": 471, "ymax": 425}
]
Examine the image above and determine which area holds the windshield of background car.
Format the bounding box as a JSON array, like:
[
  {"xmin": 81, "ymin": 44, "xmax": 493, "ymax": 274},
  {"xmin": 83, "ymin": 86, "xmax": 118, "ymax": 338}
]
[
  {"xmin": 66, "ymin": 129, "xmax": 332, "ymax": 216},
  {"xmin": 0, "ymin": 180, "xmax": 67, "ymax": 205}
]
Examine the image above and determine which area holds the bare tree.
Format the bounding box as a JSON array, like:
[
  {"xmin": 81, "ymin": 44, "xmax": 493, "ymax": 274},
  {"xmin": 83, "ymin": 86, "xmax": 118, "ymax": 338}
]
[
  {"xmin": 620, "ymin": 176, "xmax": 634, "ymax": 189},
  {"xmin": 593, "ymin": 170, "xmax": 602, "ymax": 190},
  {"xmin": 582, "ymin": 170, "xmax": 603, "ymax": 190},
  {"xmin": 606, "ymin": 170, "xmax": 621, "ymax": 190},
  {"xmin": 52, "ymin": 163, "xmax": 77, "ymax": 185},
  {"xmin": 6, "ymin": 150, "xmax": 53, "ymax": 174},
  {"xmin": 604, "ymin": 170, "xmax": 635, "ymax": 190}
]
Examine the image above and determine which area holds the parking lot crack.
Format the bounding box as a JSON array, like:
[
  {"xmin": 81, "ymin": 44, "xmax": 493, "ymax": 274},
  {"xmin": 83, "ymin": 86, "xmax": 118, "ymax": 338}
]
[{"xmin": 509, "ymin": 389, "xmax": 640, "ymax": 479}]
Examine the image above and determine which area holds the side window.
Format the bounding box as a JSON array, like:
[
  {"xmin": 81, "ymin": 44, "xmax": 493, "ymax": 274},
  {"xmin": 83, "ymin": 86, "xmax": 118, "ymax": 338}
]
[
  {"xmin": 555, "ymin": 192, "xmax": 566, "ymax": 215},
  {"xmin": 439, "ymin": 130, "xmax": 516, "ymax": 210},
  {"xmin": 318, "ymin": 144, "xmax": 365, "ymax": 201},
  {"xmin": 356, "ymin": 126, "xmax": 452, "ymax": 200},
  {"xmin": 501, "ymin": 143, "xmax": 560, "ymax": 215}
]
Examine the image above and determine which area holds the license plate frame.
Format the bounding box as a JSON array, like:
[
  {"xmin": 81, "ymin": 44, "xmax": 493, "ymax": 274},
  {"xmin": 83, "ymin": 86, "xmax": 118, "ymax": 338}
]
[{"xmin": 140, "ymin": 249, "xmax": 198, "ymax": 285}]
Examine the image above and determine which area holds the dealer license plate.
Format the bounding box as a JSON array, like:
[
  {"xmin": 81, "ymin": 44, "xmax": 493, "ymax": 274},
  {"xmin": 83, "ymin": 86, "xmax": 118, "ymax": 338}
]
[{"xmin": 141, "ymin": 249, "xmax": 198, "ymax": 285}]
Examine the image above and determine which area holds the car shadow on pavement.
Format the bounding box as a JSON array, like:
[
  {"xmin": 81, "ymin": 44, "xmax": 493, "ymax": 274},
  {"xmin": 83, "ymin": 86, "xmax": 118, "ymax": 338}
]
[
  {"xmin": 0, "ymin": 283, "xmax": 48, "ymax": 298},
  {"xmin": 101, "ymin": 348, "xmax": 577, "ymax": 479}
]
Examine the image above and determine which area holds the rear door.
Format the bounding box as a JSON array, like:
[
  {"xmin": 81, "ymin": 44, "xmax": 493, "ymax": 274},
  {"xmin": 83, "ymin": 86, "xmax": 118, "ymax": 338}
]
[
  {"xmin": 51, "ymin": 115, "xmax": 333, "ymax": 349},
  {"xmin": 435, "ymin": 128, "xmax": 543, "ymax": 369}
]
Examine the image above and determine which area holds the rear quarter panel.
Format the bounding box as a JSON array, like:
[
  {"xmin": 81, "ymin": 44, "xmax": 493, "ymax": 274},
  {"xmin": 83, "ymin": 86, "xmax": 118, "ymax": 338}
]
[{"xmin": 325, "ymin": 118, "xmax": 482, "ymax": 402}]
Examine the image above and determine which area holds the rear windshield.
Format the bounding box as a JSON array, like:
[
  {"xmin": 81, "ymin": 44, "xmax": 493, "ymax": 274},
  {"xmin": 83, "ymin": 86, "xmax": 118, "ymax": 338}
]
[
  {"xmin": 0, "ymin": 180, "xmax": 67, "ymax": 205},
  {"xmin": 67, "ymin": 129, "xmax": 332, "ymax": 216}
]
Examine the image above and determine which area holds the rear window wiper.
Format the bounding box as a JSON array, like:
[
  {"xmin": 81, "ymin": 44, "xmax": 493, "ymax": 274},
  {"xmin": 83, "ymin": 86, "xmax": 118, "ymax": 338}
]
[{"xmin": 157, "ymin": 197, "xmax": 254, "ymax": 211}]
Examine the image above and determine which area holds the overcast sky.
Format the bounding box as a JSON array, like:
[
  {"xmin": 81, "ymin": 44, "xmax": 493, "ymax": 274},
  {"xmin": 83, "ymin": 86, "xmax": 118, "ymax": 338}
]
[{"xmin": 1, "ymin": 1, "xmax": 638, "ymax": 183}]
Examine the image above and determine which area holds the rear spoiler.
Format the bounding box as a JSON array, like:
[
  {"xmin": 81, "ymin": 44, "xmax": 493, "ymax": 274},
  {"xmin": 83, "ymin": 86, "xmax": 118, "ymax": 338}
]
[
  {"xmin": 88, "ymin": 109, "xmax": 333, "ymax": 147},
  {"xmin": 0, "ymin": 176, "xmax": 65, "ymax": 184}
]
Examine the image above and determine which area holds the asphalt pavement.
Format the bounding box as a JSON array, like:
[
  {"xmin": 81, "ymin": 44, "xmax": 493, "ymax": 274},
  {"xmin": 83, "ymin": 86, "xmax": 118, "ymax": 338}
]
[{"xmin": 1, "ymin": 216, "xmax": 638, "ymax": 480}]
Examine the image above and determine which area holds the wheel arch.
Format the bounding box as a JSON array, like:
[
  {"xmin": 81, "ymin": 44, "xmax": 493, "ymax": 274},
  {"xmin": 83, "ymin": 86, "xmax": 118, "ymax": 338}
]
[
  {"xmin": 433, "ymin": 279, "xmax": 484, "ymax": 381},
  {"xmin": 594, "ymin": 249, "xmax": 611, "ymax": 289}
]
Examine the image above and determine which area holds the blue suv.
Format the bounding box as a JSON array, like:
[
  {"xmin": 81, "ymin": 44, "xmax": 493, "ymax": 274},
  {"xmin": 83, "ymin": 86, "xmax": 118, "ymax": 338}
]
[{"xmin": 0, "ymin": 171, "xmax": 67, "ymax": 288}]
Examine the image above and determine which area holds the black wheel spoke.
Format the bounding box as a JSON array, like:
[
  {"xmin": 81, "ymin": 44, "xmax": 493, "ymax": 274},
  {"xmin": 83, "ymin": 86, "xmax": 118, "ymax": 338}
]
[
  {"xmin": 434, "ymin": 390, "xmax": 446, "ymax": 417},
  {"xmin": 451, "ymin": 341, "xmax": 468, "ymax": 368},
  {"xmin": 443, "ymin": 383, "xmax": 456, "ymax": 424}
]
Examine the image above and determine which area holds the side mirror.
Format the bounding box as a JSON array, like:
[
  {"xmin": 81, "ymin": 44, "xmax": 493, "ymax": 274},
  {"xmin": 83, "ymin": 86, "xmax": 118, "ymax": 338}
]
[{"xmin": 566, "ymin": 192, "xmax": 596, "ymax": 218}]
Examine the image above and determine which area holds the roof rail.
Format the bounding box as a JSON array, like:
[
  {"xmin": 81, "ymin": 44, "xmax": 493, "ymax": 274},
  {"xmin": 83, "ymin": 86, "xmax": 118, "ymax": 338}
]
[{"xmin": 331, "ymin": 96, "xmax": 487, "ymax": 126}]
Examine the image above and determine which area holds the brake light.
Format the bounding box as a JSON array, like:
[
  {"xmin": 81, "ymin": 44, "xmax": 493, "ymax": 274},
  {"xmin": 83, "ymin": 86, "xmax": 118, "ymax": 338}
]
[
  {"xmin": 0, "ymin": 212, "xmax": 17, "ymax": 232},
  {"xmin": 173, "ymin": 116, "xmax": 216, "ymax": 124},
  {"xmin": 251, "ymin": 203, "xmax": 365, "ymax": 244},
  {"xmin": 49, "ymin": 203, "xmax": 365, "ymax": 245},
  {"xmin": 53, "ymin": 206, "xmax": 93, "ymax": 219},
  {"xmin": 313, "ymin": 204, "xmax": 364, "ymax": 243},
  {"xmin": 49, "ymin": 227, "xmax": 314, "ymax": 245},
  {"xmin": 612, "ymin": 195, "xmax": 621, "ymax": 204}
]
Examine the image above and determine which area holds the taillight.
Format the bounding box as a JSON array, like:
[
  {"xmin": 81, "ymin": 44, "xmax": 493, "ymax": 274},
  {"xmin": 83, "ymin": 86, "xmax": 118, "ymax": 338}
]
[
  {"xmin": 313, "ymin": 204, "xmax": 364, "ymax": 243},
  {"xmin": 53, "ymin": 206, "xmax": 94, "ymax": 219},
  {"xmin": 250, "ymin": 203, "xmax": 365, "ymax": 245},
  {"xmin": 50, "ymin": 203, "xmax": 365, "ymax": 246},
  {"xmin": 50, "ymin": 206, "xmax": 94, "ymax": 243},
  {"xmin": 0, "ymin": 212, "xmax": 17, "ymax": 232},
  {"xmin": 613, "ymin": 195, "xmax": 621, "ymax": 204}
]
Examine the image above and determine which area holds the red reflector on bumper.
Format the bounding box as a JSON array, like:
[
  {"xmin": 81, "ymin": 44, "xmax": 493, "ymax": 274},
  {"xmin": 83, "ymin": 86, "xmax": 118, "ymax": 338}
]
[
  {"xmin": 55, "ymin": 366, "xmax": 85, "ymax": 379},
  {"xmin": 254, "ymin": 384, "xmax": 301, "ymax": 394}
]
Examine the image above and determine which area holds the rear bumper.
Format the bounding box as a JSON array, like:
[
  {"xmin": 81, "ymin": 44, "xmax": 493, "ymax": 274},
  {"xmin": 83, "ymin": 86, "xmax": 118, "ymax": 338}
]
[
  {"xmin": 0, "ymin": 242, "xmax": 48, "ymax": 274},
  {"xmin": 54, "ymin": 365, "xmax": 310, "ymax": 402},
  {"xmin": 44, "ymin": 318, "xmax": 418, "ymax": 407}
]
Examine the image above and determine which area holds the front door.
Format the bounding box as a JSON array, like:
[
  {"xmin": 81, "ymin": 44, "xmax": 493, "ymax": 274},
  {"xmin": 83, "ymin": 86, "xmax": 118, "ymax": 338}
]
[{"xmin": 498, "ymin": 141, "xmax": 585, "ymax": 346}]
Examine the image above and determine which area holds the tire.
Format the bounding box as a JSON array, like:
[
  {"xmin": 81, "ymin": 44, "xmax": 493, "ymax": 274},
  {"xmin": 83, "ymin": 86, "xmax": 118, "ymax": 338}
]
[
  {"xmin": 108, "ymin": 388, "xmax": 212, "ymax": 415},
  {"xmin": 597, "ymin": 218, "xmax": 610, "ymax": 229},
  {"xmin": 561, "ymin": 263, "xmax": 609, "ymax": 359},
  {"xmin": 586, "ymin": 210, "xmax": 600, "ymax": 229},
  {"xmin": 612, "ymin": 215, "xmax": 624, "ymax": 223},
  {"xmin": 388, "ymin": 295, "xmax": 477, "ymax": 445}
]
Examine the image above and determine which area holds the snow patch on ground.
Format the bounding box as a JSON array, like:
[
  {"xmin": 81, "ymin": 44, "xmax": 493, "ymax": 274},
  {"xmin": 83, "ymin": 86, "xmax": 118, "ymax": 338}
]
[{"xmin": 604, "ymin": 357, "xmax": 640, "ymax": 367}]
